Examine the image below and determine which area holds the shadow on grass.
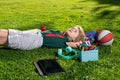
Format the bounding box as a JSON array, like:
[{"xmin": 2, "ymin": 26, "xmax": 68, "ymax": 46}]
[
  {"xmin": 93, "ymin": 0, "xmax": 120, "ymax": 5},
  {"xmin": 0, "ymin": 47, "xmax": 35, "ymax": 61},
  {"xmin": 92, "ymin": 0, "xmax": 120, "ymax": 19},
  {"xmin": 98, "ymin": 45, "xmax": 112, "ymax": 57},
  {"xmin": 94, "ymin": 6, "xmax": 120, "ymax": 19},
  {"xmin": 0, "ymin": 46, "xmax": 57, "ymax": 62}
]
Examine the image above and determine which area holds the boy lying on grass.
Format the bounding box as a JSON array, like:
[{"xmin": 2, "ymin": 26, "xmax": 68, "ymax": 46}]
[{"xmin": 0, "ymin": 25, "xmax": 86, "ymax": 50}]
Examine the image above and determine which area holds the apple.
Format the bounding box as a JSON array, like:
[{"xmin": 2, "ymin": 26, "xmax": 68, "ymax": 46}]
[{"xmin": 40, "ymin": 26, "xmax": 46, "ymax": 31}]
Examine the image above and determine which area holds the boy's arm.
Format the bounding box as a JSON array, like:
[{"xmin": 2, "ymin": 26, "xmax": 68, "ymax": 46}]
[{"xmin": 66, "ymin": 42, "xmax": 80, "ymax": 48}]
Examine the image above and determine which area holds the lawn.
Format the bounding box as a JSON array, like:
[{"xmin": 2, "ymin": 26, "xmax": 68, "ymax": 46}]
[{"xmin": 0, "ymin": 0, "xmax": 120, "ymax": 80}]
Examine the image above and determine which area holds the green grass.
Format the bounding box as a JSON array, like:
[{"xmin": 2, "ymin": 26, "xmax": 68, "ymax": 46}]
[{"xmin": 0, "ymin": 0, "xmax": 120, "ymax": 80}]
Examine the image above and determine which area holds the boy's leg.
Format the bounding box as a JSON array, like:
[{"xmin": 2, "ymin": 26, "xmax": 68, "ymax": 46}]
[{"xmin": 0, "ymin": 29, "xmax": 8, "ymax": 46}]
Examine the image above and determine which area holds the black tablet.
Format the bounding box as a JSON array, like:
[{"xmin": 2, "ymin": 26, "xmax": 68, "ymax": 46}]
[{"xmin": 33, "ymin": 59, "xmax": 65, "ymax": 76}]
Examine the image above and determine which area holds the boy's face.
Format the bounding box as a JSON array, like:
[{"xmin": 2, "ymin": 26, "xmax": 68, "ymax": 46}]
[{"xmin": 66, "ymin": 26, "xmax": 80, "ymax": 41}]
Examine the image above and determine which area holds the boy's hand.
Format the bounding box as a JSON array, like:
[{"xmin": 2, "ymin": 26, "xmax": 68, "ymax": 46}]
[{"xmin": 66, "ymin": 42, "xmax": 80, "ymax": 48}]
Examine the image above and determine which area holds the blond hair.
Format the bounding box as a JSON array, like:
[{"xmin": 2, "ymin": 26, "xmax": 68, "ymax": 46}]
[{"xmin": 74, "ymin": 25, "xmax": 86, "ymax": 42}]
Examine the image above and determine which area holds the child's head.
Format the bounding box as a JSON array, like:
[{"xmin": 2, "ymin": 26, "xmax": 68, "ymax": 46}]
[{"xmin": 66, "ymin": 25, "xmax": 86, "ymax": 42}]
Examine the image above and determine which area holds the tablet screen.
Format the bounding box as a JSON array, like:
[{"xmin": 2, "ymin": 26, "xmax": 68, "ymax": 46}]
[{"xmin": 34, "ymin": 59, "xmax": 65, "ymax": 76}]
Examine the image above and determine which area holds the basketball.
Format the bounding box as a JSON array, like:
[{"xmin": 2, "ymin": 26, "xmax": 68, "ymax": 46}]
[{"xmin": 97, "ymin": 30, "xmax": 114, "ymax": 46}]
